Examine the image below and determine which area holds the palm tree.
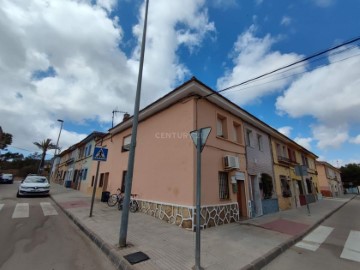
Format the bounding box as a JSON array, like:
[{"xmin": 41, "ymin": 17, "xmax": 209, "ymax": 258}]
[{"xmin": 34, "ymin": 138, "xmax": 58, "ymax": 174}]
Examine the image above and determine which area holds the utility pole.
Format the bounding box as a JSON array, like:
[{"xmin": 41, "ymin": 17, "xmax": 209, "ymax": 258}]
[{"xmin": 119, "ymin": 0, "xmax": 149, "ymax": 248}]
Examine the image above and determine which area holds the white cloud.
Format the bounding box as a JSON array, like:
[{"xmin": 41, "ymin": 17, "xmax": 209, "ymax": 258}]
[
  {"xmin": 132, "ymin": 0, "xmax": 215, "ymax": 105},
  {"xmin": 350, "ymin": 135, "xmax": 360, "ymax": 144},
  {"xmin": 255, "ymin": 0, "xmax": 264, "ymax": 5},
  {"xmin": 294, "ymin": 137, "xmax": 313, "ymax": 150},
  {"xmin": 276, "ymin": 46, "xmax": 360, "ymax": 150},
  {"xmin": 311, "ymin": 125, "xmax": 348, "ymax": 149},
  {"xmin": 312, "ymin": 0, "xmax": 335, "ymax": 8},
  {"xmin": 277, "ymin": 126, "xmax": 292, "ymax": 137},
  {"xmin": 280, "ymin": 16, "xmax": 291, "ymax": 26},
  {"xmin": 96, "ymin": 0, "xmax": 117, "ymax": 12},
  {"xmin": 0, "ymin": 0, "xmax": 214, "ymax": 154},
  {"xmin": 217, "ymin": 25, "xmax": 305, "ymax": 105}
]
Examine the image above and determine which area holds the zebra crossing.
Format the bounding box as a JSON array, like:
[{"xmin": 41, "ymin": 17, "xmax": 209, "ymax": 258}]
[
  {"xmin": 295, "ymin": 225, "xmax": 360, "ymax": 263},
  {"xmin": 0, "ymin": 202, "xmax": 58, "ymax": 218}
]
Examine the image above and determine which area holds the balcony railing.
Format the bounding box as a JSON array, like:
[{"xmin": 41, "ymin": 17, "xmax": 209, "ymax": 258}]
[
  {"xmin": 278, "ymin": 155, "xmax": 299, "ymax": 165},
  {"xmin": 278, "ymin": 156, "xmax": 290, "ymax": 163},
  {"xmin": 65, "ymin": 158, "xmax": 75, "ymax": 165}
]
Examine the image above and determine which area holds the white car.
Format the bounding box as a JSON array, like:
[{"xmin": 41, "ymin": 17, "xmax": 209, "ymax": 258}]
[
  {"xmin": 0, "ymin": 173, "xmax": 13, "ymax": 184},
  {"xmin": 17, "ymin": 175, "xmax": 50, "ymax": 197}
]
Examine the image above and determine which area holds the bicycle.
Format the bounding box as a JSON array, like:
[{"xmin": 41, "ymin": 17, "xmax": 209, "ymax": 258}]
[
  {"xmin": 107, "ymin": 188, "xmax": 124, "ymax": 207},
  {"xmin": 118, "ymin": 193, "xmax": 139, "ymax": 213}
]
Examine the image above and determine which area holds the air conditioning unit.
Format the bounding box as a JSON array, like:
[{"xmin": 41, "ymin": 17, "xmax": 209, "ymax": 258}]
[{"xmin": 224, "ymin": 155, "xmax": 240, "ymax": 170}]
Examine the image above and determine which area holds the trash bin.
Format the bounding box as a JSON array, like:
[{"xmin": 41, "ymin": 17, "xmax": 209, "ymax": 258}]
[
  {"xmin": 65, "ymin": 180, "xmax": 71, "ymax": 188},
  {"xmin": 101, "ymin": 191, "xmax": 110, "ymax": 202}
]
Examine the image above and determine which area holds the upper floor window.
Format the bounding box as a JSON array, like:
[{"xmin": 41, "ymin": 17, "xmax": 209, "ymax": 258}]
[
  {"xmin": 78, "ymin": 147, "xmax": 85, "ymax": 159},
  {"xmin": 245, "ymin": 129, "xmax": 253, "ymax": 147},
  {"xmin": 216, "ymin": 114, "xmax": 227, "ymax": 138},
  {"xmin": 122, "ymin": 135, "xmax": 131, "ymax": 152},
  {"xmin": 233, "ymin": 122, "xmax": 242, "ymax": 144},
  {"xmin": 276, "ymin": 143, "xmax": 281, "ymax": 156},
  {"xmin": 257, "ymin": 134, "xmax": 263, "ymax": 151},
  {"xmin": 288, "ymin": 148, "xmax": 296, "ymax": 162},
  {"xmin": 85, "ymin": 144, "xmax": 92, "ymax": 157},
  {"xmin": 308, "ymin": 158, "xmax": 315, "ymax": 169},
  {"xmin": 277, "ymin": 144, "xmax": 288, "ymax": 158},
  {"xmin": 301, "ymin": 154, "xmax": 309, "ymax": 167},
  {"xmin": 83, "ymin": 168, "xmax": 88, "ymax": 180}
]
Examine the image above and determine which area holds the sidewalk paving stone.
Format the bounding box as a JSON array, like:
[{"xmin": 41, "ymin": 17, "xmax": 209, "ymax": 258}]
[{"xmin": 49, "ymin": 183, "xmax": 356, "ymax": 270}]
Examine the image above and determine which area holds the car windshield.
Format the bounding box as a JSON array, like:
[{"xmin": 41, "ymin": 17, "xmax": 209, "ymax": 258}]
[{"xmin": 24, "ymin": 177, "xmax": 48, "ymax": 183}]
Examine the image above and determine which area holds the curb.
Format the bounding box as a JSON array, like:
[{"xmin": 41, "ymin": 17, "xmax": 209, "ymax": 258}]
[
  {"xmin": 50, "ymin": 193, "xmax": 134, "ymax": 270},
  {"xmin": 240, "ymin": 196, "xmax": 355, "ymax": 270}
]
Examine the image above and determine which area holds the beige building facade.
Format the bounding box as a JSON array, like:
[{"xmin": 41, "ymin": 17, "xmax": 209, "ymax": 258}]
[{"xmin": 316, "ymin": 161, "xmax": 343, "ymax": 197}]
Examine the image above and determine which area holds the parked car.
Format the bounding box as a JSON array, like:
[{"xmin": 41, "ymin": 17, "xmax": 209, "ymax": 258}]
[
  {"xmin": 17, "ymin": 175, "xmax": 50, "ymax": 197},
  {"xmin": 0, "ymin": 173, "xmax": 13, "ymax": 184}
]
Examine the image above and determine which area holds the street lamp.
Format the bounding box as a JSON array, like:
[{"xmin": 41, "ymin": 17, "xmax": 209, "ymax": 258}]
[
  {"xmin": 119, "ymin": 0, "xmax": 149, "ymax": 248},
  {"xmin": 55, "ymin": 119, "xmax": 64, "ymax": 156},
  {"xmin": 50, "ymin": 119, "xmax": 64, "ymax": 182}
]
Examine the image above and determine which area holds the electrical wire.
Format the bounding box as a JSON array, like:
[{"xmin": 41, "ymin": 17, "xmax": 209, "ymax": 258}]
[
  {"xmin": 222, "ymin": 51, "xmax": 360, "ymax": 94},
  {"xmin": 204, "ymin": 35, "xmax": 360, "ymax": 97}
]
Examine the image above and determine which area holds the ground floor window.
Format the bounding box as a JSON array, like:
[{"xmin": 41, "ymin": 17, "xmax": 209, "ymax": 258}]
[
  {"xmin": 280, "ymin": 176, "xmax": 291, "ymax": 197},
  {"xmin": 99, "ymin": 173, "xmax": 104, "ymax": 187},
  {"xmin": 306, "ymin": 178, "xmax": 312, "ymax": 193},
  {"xmin": 298, "ymin": 180, "xmax": 304, "ymax": 195},
  {"xmin": 261, "ymin": 173, "xmax": 273, "ymax": 199},
  {"xmin": 219, "ymin": 172, "xmax": 229, "ymax": 199}
]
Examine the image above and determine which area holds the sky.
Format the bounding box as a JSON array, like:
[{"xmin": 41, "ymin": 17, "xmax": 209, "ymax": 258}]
[{"xmin": 0, "ymin": 0, "xmax": 359, "ymax": 167}]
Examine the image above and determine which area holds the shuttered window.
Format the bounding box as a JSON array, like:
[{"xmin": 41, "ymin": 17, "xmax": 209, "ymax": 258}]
[{"xmin": 122, "ymin": 135, "xmax": 131, "ymax": 151}]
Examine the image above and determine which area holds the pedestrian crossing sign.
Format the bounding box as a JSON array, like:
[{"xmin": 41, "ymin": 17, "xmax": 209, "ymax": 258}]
[{"xmin": 93, "ymin": 147, "xmax": 108, "ymax": 161}]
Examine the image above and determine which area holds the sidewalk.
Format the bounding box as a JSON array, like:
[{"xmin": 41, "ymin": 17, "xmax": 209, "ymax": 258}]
[{"xmin": 49, "ymin": 183, "xmax": 355, "ymax": 270}]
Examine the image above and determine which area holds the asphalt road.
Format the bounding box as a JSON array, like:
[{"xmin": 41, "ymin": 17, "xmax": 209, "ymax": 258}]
[
  {"xmin": 0, "ymin": 182, "xmax": 116, "ymax": 270},
  {"xmin": 264, "ymin": 196, "xmax": 360, "ymax": 270}
]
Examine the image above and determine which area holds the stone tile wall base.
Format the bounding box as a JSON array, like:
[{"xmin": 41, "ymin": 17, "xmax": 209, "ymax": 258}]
[{"xmin": 137, "ymin": 200, "xmax": 239, "ymax": 230}]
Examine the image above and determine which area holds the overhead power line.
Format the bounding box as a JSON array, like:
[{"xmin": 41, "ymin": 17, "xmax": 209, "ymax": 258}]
[
  {"xmin": 204, "ymin": 35, "xmax": 360, "ymax": 97},
  {"xmin": 224, "ymin": 51, "xmax": 360, "ymax": 94}
]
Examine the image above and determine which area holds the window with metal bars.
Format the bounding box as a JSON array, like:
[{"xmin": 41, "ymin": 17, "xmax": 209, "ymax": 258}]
[{"xmin": 219, "ymin": 172, "xmax": 229, "ymax": 199}]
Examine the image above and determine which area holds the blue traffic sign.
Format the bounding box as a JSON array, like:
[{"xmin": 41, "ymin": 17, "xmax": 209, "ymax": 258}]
[{"xmin": 93, "ymin": 147, "xmax": 108, "ymax": 161}]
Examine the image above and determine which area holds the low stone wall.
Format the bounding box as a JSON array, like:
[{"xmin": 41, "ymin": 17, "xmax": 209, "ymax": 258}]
[{"xmin": 137, "ymin": 200, "xmax": 239, "ymax": 230}]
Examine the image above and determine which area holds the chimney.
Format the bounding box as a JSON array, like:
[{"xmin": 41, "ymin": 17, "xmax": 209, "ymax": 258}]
[{"xmin": 123, "ymin": 113, "xmax": 130, "ymax": 121}]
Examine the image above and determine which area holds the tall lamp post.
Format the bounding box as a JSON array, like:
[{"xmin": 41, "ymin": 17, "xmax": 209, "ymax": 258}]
[
  {"xmin": 55, "ymin": 119, "xmax": 64, "ymax": 156},
  {"xmin": 50, "ymin": 119, "xmax": 64, "ymax": 182},
  {"xmin": 119, "ymin": 0, "xmax": 149, "ymax": 248}
]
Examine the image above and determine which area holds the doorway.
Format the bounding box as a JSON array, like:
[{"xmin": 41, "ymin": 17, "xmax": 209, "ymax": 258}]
[
  {"xmin": 102, "ymin": 173, "xmax": 109, "ymax": 191},
  {"xmin": 237, "ymin": 180, "xmax": 247, "ymax": 218}
]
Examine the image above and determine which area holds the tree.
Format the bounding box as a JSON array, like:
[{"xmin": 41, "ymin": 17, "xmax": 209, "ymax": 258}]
[
  {"xmin": 340, "ymin": 163, "xmax": 360, "ymax": 188},
  {"xmin": 0, "ymin": 152, "xmax": 24, "ymax": 161},
  {"xmin": 0, "ymin": 132, "xmax": 13, "ymax": 149},
  {"xmin": 33, "ymin": 139, "xmax": 57, "ymax": 174}
]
